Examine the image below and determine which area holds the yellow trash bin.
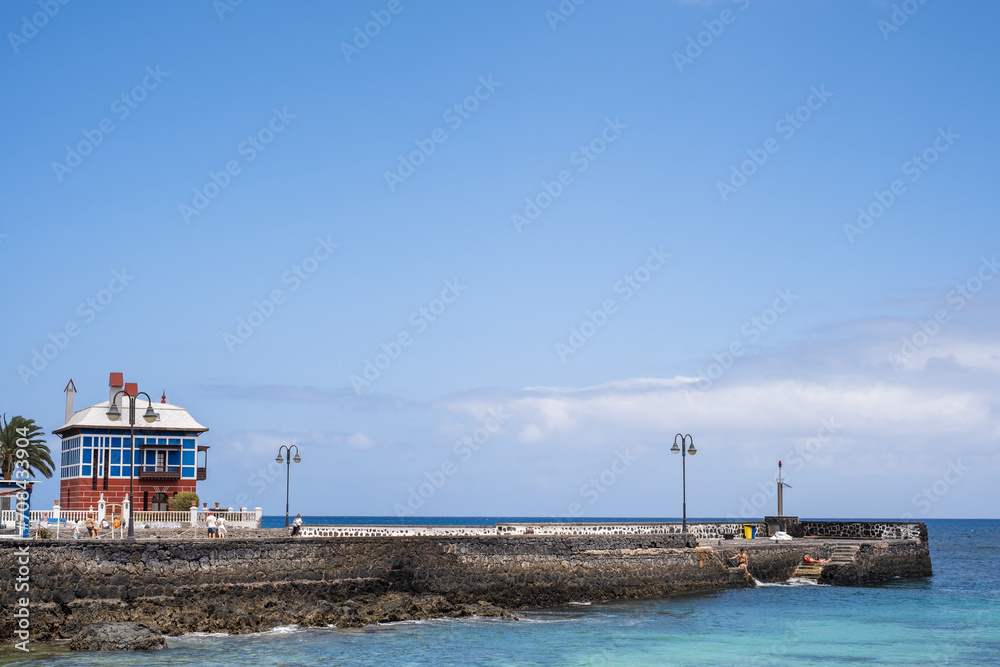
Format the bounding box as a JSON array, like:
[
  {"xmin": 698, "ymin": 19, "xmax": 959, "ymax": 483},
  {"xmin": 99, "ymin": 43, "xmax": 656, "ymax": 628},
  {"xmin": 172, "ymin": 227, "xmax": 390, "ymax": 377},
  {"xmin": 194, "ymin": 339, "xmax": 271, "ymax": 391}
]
[{"xmin": 743, "ymin": 524, "xmax": 753, "ymax": 539}]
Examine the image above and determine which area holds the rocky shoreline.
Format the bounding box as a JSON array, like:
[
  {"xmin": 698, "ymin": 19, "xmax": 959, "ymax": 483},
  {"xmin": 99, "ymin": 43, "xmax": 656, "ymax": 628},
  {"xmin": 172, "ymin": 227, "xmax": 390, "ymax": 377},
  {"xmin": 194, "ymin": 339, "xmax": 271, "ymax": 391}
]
[{"xmin": 53, "ymin": 593, "xmax": 516, "ymax": 650}]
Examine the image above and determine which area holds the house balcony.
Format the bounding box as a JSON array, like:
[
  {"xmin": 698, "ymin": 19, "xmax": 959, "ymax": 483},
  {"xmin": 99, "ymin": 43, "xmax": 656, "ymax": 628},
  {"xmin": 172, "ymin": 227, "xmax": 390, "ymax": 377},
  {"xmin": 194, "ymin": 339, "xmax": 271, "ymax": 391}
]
[
  {"xmin": 197, "ymin": 467, "xmax": 207, "ymax": 481},
  {"xmin": 138, "ymin": 465, "xmax": 181, "ymax": 480}
]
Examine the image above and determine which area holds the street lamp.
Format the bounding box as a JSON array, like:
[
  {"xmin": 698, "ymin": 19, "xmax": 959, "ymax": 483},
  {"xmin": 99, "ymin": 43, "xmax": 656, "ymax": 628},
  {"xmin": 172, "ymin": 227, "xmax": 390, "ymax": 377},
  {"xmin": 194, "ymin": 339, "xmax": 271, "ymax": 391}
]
[
  {"xmin": 670, "ymin": 433, "xmax": 697, "ymax": 532},
  {"xmin": 107, "ymin": 391, "xmax": 158, "ymax": 540},
  {"xmin": 275, "ymin": 444, "xmax": 301, "ymax": 528}
]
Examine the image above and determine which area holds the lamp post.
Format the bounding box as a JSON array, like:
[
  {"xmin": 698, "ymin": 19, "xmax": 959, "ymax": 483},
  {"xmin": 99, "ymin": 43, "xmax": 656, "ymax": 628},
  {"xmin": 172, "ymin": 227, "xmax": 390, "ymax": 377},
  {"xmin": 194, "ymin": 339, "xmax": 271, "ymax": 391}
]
[
  {"xmin": 777, "ymin": 460, "xmax": 791, "ymax": 516},
  {"xmin": 107, "ymin": 391, "xmax": 158, "ymax": 540},
  {"xmin": 670, "ymin": 433, "xmax": 697, "ymax": 532},
  {"xmin": 275, "ymin": 445, "xmax": 301, "ymax": 528}
]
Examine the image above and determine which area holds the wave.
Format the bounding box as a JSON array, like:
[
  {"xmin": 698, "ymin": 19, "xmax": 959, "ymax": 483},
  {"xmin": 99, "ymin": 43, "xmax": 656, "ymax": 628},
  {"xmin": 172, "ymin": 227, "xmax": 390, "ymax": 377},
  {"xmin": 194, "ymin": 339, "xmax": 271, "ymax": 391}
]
[
  {"xmin": 259, "ymin": 624, "xmax": 302, "ymax": 635},
  {"xmin": 368, "ymin": 615, "xmax": 514, "ymax": 629},
  {"xmin": 754, "ymin": 577, "xmax": 829, "ymax": 587}
]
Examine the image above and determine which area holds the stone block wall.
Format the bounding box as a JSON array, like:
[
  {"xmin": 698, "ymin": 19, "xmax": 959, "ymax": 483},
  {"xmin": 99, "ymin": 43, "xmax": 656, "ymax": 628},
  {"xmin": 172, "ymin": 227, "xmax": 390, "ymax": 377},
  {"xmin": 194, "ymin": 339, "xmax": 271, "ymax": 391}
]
[
  {"xmin": 800, "ymin": 521, "xmax": 926, "ymax": 541},
  {"xmin": 300, "ymin": 522, "xmax": 769, "ymax": 540}
]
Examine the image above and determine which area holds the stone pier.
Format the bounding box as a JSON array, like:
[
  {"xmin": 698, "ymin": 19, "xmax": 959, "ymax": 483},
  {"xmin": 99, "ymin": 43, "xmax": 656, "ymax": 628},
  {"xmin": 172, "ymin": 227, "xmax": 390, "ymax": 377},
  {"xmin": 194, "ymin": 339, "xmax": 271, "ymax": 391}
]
[{"xmin": 0, "ymin": 520, "xmax": 931, "ymax": 642}]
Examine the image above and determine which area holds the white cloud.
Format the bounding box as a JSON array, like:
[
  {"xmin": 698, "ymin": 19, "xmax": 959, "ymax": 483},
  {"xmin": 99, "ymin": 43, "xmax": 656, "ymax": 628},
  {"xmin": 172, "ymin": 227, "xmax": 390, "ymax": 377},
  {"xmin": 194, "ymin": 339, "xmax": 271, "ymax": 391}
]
[
  {"xmin": 896, "ymin": 338, "xmax": 1000, "ymax": 373},
  {"xmin": 477, "ymin": 377, "xmax": 993, "ymax": 446},
  {"xmin": 346, "ymin": 432, "xmax": 375, "ymax": 450}
]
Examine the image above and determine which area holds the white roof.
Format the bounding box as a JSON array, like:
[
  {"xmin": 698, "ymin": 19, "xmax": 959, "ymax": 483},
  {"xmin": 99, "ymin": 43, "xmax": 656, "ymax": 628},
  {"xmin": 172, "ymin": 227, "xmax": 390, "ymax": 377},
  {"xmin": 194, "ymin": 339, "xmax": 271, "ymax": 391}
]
[{"xmin": 53, "ymin": 400, "xmax": 208, "ymax": 434}]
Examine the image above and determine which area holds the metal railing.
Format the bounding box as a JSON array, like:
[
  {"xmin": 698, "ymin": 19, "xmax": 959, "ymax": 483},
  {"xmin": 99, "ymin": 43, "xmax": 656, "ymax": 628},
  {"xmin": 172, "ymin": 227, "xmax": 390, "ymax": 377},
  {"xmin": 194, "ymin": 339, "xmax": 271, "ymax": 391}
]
[{"xmin": 138, "ymin": 465, "xmax": 181, "ymax": 480}]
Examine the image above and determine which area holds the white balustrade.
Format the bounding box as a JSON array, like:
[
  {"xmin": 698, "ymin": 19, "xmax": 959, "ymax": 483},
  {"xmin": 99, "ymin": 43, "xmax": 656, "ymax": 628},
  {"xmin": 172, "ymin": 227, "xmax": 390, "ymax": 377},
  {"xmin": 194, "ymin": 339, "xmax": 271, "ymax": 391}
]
[{"xmin": 4, "ymin": 507, "xmax": 263, "ymax": 532}]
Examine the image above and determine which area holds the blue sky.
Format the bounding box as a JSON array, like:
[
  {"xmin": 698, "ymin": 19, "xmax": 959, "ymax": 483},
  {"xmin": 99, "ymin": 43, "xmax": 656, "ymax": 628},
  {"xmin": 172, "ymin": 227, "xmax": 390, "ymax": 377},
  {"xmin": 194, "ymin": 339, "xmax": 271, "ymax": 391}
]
[{"xmin": 3, "ymin": 0, "xmax": 997, "ymax": 519}]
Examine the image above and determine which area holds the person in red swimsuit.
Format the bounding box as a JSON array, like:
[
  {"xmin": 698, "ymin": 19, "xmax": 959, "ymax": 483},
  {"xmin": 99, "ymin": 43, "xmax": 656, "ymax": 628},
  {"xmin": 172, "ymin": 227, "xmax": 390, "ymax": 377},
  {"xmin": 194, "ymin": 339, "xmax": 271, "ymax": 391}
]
[{"xmin": 803, "ymin": 553, "xmax": 830, "ymax": 564}]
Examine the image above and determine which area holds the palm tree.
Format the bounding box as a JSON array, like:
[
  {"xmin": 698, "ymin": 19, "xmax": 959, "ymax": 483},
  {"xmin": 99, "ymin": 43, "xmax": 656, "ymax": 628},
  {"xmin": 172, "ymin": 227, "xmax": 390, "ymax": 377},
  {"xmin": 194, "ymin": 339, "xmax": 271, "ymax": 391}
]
[{"xmin": 0, "ymin": 415, "xmax": 54, "ymax": 511}]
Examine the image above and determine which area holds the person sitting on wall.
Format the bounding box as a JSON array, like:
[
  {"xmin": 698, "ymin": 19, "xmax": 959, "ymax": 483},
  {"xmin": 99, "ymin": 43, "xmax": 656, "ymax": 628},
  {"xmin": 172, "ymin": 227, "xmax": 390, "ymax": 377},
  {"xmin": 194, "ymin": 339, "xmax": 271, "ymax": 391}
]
[
  {"xmin": 86, "ymin": 515, "xmax": 98, "ymax": 538},
  {"xmin": 803, "ymin": 553, "xmax": 830, "ymax": 564},
  {"xmin": 728, "ymin": 548, "xmax": 749, "ymax": 571},
  {"xmin": 291, "ymin": 514, "xmax": 303, "ymax": 537}
]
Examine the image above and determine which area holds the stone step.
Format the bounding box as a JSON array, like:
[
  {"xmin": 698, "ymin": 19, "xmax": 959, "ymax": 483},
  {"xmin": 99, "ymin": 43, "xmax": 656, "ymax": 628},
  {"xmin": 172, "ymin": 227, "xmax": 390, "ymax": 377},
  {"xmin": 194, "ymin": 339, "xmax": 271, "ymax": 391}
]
[
  {"xmin": 791, "ymin": 545, "xmax": 861, "ymax": 579},
  {"xmin": 829, "ymin": 545, "xmax": 860, "ymax": 564},
  {"xmin": 791, "ymin": 563, "xmax": 825, "ymax": 579}
]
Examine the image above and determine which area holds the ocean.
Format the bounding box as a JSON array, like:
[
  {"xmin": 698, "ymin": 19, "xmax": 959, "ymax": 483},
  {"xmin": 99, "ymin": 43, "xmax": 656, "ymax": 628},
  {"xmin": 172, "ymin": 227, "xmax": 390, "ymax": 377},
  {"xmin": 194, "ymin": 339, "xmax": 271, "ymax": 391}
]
[{"xmin": 3, "ymin": 518, "xmax": 997, "ymax": 666}]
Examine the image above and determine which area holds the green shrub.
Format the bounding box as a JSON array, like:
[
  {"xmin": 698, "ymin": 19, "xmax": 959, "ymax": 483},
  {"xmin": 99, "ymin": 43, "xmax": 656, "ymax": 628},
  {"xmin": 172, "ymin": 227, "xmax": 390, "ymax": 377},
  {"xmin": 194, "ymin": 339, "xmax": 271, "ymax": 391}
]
[{"xmin": 170, "ymin": 492, "xmax": 199, "ymax": 511}]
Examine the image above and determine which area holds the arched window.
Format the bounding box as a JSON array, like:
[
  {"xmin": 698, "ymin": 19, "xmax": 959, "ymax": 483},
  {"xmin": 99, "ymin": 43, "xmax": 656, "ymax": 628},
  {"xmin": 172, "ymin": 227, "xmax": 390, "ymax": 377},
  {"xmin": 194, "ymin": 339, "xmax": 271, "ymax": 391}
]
[{"xmin": 151, "ymin": 492, "xmax": 169, "ymax": 512}]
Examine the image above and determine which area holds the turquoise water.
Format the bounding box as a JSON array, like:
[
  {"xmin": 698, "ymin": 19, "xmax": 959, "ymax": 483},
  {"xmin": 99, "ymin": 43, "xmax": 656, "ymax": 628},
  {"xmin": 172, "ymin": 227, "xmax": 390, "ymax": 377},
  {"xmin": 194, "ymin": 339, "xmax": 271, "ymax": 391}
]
[{"xmin": 3, "ymin": 519, "xmax": 997, "ymax": 666}]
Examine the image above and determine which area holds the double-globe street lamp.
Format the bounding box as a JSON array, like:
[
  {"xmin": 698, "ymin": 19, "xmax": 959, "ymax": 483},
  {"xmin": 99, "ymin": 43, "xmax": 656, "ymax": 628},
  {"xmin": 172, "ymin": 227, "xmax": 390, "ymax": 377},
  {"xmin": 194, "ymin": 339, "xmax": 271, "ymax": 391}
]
[
  {"xmin": 275, "ymin": 444, "xmax": 301, "ymax": 528},
  {"xmin": 107, "ymin": 391, "xmax": 159, "ymax": 540},
  {"xmin": 670, "ymin": 433, "xmax": 697, "ymax": 532}
]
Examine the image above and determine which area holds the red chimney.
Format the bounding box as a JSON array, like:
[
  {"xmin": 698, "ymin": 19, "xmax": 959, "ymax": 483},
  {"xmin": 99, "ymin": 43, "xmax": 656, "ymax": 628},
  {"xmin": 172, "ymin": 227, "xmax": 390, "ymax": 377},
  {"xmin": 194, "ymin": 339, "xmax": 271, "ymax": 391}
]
[{"xmin": 109, "ymin": 372, "xmax": 124, "ymax": 407}]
